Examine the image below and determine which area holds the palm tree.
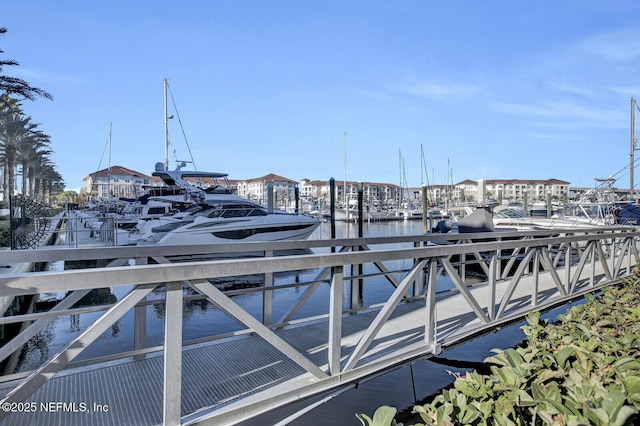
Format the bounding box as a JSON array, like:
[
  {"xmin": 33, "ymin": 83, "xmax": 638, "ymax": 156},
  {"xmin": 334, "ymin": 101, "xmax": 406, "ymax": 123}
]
[
  {"xmin": 0, "ymin": 95, "xmax": 19, "ymax": 197},
  {"xmin": 17, "ymin": 125, "xmax": 51, "ymax": 196},
  {"xmin": 42, "ymin": 167, "xmax": 64, "ymax": 204},
  {"xmin": 33, "ymin": 158, "xmax": 52, "ymax": 201},
  {"xmin": 0, "ymin": 23, "xmax": 62, "ymax": 205},
  {"xmin": 28, "ymin": 148, "xmax": 54, "ymax": 199},
  {"xmin": 0, "ymin": 27, "xmax": 52, "ymax": 101},
  {"xmin": 0, "ymin": 94, "xmax": 62, "ymax": 203},
  {"xmin": 31, "ymin": 156, "xmax": 63, "ymax": 203},
  {"xmin": 0, "ymin": 97, "xmax": 29, "ymax": 200}
]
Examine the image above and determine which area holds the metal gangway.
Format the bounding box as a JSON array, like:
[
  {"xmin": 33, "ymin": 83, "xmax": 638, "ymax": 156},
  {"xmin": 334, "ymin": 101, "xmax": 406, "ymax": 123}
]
[{"xmin": 0, "ymin": 225, "xmax": 638, "ymax": 425}]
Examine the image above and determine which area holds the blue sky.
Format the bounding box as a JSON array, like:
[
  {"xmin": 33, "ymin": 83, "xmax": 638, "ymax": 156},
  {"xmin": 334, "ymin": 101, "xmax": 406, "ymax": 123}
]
[{"xmin": 4, "ymin": 1, "xmax": 640, "ymax": 191}]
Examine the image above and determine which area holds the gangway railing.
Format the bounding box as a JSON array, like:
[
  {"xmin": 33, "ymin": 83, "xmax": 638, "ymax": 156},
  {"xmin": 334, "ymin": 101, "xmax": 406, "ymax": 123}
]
[
  {"xmin": 0, "ymin": 227, "xmax": 637, "ymax": 425},
  {"xmin": 54, "ymin": 214, "xmax": 135, "ymax": 247}
]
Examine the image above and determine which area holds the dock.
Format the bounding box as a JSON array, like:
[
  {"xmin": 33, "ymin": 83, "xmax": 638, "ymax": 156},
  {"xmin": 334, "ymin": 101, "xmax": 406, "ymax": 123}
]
[{"xmin": 0, "ymin": 215, "xmax": 637, "ymax": 425}]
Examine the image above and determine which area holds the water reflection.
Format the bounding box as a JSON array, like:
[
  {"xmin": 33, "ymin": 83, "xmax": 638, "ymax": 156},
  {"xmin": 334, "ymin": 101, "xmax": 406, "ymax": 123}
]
[
  {"xmin": 5, "ymin": 288, "xmax": 121, "ymax": 374},
  {"xmin": 73, "ymin": 288, "xmax": 117, "ymax": 308}
]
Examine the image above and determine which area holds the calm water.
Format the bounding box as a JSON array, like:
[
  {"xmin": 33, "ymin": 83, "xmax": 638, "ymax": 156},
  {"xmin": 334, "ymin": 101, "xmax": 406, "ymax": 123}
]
[{"xmin": 14, "ymin": 220, "xmax": 568, "ymax": 425}]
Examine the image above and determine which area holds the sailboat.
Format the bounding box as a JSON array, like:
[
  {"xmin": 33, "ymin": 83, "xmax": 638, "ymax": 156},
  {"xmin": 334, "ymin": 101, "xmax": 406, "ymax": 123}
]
[{"xmin": 393, "ymin": 149, "xmax": 422, "ymax": 220}]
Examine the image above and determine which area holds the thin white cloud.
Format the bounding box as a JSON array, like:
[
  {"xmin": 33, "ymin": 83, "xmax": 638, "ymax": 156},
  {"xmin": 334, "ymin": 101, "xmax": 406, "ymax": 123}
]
[
  {"xmin": 9, "ymin": 67, "xmax": 90, "ymax": 86},
  {"xmin": 504, "ymin": 27, "xmax": 640, "ymax": 109},
  {"xmin": 491, "ymin": 100, "xmax": 623, "ymax": 128},
  {"xmin": 574, "ymin": 28, "xmax": 640, "ymax": 62},
  {"xmin": 357, "ymin": 88, "xmax": 394, "ymax": 101},
  {"xmin": 547, "ymin": 82, "xmax": 597, "ymax": 99},
  {"xmin": 610, "ymin": 85, "xmax": 640, "ymax": 98},
  {"xmin": 515, "ymin": 131, "xmax": 581, "ymax": 141},
  {"xmin": 397, "ymin": 80, "xmax": 479, "ymax": 100}
]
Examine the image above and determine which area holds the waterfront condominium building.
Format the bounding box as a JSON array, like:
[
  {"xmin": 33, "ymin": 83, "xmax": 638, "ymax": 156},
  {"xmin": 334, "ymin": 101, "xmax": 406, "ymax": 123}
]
[{"xmin": 84, "ymin": 167, "xmax": 629, "ymax": 208}]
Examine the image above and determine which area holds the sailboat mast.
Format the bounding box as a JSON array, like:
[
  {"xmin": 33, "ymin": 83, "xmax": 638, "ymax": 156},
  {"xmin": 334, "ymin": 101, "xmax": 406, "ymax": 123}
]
[
  {"xmin": 631, "ymin": 96, "xmax": 636, "ymax": 201},
  {"xmin": 420, "ymin": 144, "xmax": 424, "ymax": 185},
  {"xmin": 344, "ymin": 131, "xmax": 348, "ymax": 213},
  {"xmin": 108, "ymin": 122, "xmax": 112, "ymax": 198},
  {"xmin": 164, "ymin": 78, "xmax": 170, "ymax": 171},
  {"xmin": 447, "ymin": 158, "xmax": 451, "ymax": 203},
  {"xmin": 421, "ymin": 143, "xmax": 430, "ymax": 206},
  {"xmin": 398, "ymin": 149, "xmax": 402, "ymax": 206}
]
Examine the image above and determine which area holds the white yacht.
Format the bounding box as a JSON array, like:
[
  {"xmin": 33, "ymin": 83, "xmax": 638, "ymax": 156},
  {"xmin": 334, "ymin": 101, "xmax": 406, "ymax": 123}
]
[
  {"xmin": 127, "ymin": 203, "xmax": 206, "ymax": 245},
  {"xmin": 436, "ymin": 204, "xmax": 618, "ymax": 235},
  {"xmin": 492, "ymin": 205, "xmax": 612, "ymax": 230},
  {"xmin": 136, "ymin": 164, "xmax": 321, "ymax": 245},
  {"xmin": 149, "ymin": 200, "xmax": 320, "ymax": 245}
]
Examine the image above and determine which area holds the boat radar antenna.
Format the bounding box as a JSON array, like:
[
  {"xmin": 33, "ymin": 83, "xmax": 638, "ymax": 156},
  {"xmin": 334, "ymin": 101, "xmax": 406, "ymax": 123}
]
[
  {"xmin": 174, "ymin": 150, "xmax": 202, "ymax": 187},
  {"xmin": 174, "ymin": 149, "xmax": 193, "ymax": 171},
  {"xmin": 175, "ymin": 161, "xmax": 190, "ymax": 171}
]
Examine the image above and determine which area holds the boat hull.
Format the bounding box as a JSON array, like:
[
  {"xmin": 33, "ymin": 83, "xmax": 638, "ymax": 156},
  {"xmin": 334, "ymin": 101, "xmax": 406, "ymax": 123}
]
[{"xmin": 155, "ymin": 214, "xmax": 320, "ymax": 245}]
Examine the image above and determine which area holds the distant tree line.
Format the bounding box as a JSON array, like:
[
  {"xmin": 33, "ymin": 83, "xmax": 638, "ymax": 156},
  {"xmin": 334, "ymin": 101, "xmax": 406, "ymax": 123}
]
[{"xmin": 0, "ymin": 27, "xmax": 63, "ymax": 204}]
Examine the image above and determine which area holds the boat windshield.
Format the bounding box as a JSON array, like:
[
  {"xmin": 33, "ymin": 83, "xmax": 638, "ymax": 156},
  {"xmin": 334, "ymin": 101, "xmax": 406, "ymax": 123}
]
[
  {"xmin": 204, "ymin": 203, "xmax": 268, "ymax": 218},
  {"xmin": 565, "ymin": 204, "xmax": 608, "ymax": 219},
  {"xmin": 493, "ymin": 207, "xmax": 527, "ymax": 219},
  {"xmin": 182, "ymin": 204, "xmax": 205, "ymax": 214}
]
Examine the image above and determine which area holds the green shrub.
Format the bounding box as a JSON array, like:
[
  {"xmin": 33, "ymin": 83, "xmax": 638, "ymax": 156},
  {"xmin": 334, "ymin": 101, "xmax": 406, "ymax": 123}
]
[
  {"xmin": 357, "ymin": 406, "xmax": 402, "ymax": 426},
  {"xmin": 361, "ymin": 267, "xmax": 640, "ymax": 425},
  {"xmin": 0, "ymin": 216, "xmax": 10, "ymax": 248}
]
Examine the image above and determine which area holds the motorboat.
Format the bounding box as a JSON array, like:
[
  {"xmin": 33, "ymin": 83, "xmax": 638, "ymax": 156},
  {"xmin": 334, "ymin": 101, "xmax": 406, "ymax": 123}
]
[
  {"xmin": 136, "ymin": 164, "xmax": 321, "ymax": 245},
  {"xmin": 528, "ymin": 201, "xmax": 561, "ymax": 217},
  {"xmin": 433, "ymin": 204, "xmax": 618, "ymax": 235},
  {"xmin": 561, "ymin": 202, "xmax": 618, "ymax": 227},
  {"xmin": 127, "ymin": 202, "xmax": 206, "ymax": 244},
  {"xmin": 492, "ymin": 205, "xmax": 614, "ymax": 230},
  {"xmin": 615, "ymin": 203, "xmax": 640, "ymax": 226},
  {"xmin": 148, "ymin": 199, "xmax": 320, "ymax": 245},
  {"xmin": 131, "ymin": 80, "xmax": 319, "ymax": 245},
  {"xmin": 112, "ymin": 200, "xmax": 173, "ymax": 244}
]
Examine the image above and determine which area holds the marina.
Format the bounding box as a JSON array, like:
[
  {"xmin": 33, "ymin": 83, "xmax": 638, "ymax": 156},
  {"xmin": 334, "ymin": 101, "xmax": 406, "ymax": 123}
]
[
  {"xmin": 0, "ymin": 216, "xmax": 637, "ymax": 425},
  {"xmin": 2, "ymin": 4, "xmax": 640, "ymax": 424}
]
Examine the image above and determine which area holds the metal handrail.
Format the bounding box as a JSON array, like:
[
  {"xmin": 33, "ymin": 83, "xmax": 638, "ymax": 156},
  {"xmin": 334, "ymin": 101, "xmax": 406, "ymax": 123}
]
[{"xmin": 0, "ymin": 227, "xmax": 637, "ymax": 425}]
